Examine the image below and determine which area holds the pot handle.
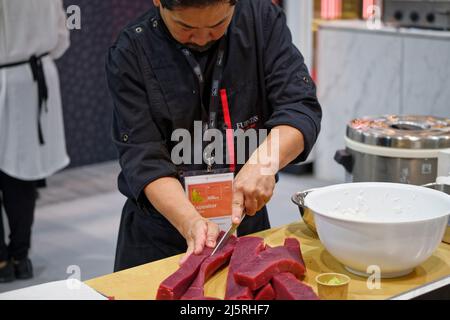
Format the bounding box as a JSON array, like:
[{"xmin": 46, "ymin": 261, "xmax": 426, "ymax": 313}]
[
  {"xmin": 291, "ymin": 189, "xmax": 316, "ymax": 209},
  {"xmin": 334, "ymin": 149, "xmax": 354, "ymax": 174}
]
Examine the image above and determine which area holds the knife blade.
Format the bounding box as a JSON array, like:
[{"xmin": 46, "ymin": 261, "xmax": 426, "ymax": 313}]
[{"xmin": 210, "ymin": 212, "xmax": 246, "ymax": 256}]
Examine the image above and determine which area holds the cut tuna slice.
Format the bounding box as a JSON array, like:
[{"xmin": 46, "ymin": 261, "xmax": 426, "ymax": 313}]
[
  {"xmin": 156, "ymin": 231, "xmax": 226, "ymax": 300},
  {"xmin": 225, "ymin": 236, "xmax": 266, "ymax": 300},
  {"xmin": 272, "ymin": 273, "xmax": 319, "ymax": 300},
  {"xmin": 156, "ymin": 247, "xmax": 213, "ymax": 300},
  {"xmin": 181, "ymin": 235, "xmax": 238, "ymax": 300},
  {"xmin": 254, "ymin": 283, "xmax": 275, "ymax": 300},
  {"xmin": 284, "ymin": 237, "xmax": 306, "ymax": 266},
  {"xmin": 233, "ymin": 238, "xmax": 306, "ymax": 291}
]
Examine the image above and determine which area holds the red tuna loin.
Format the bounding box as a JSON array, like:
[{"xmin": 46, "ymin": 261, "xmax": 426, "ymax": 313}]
[
  {"xmin": 225, "ymin": 236, "xmax": 266, "ymax": 300},
  {"xmin": 272, "ymin": 273, "xmax": 319, "ymax": 300},
  {"xmin": 284, "ymin": 237, "xmax": 306, "ymax": 267},
  {"xmin": 156, "ymin": 231, "xmax": 226, "ymax": 300},
  {"xmin": 233, "ymin": 238, "xmax": 306, "ymax": 291},
  {"xmin": 181, "ymin": 235, "xmax": 238, "ymax": 300},
  {"xmin": 254, "ymin": 283, "xmax": 275, "ymax": 300}
]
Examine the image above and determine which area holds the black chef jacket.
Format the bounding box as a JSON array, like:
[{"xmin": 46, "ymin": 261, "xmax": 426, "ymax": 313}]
[{"xmin": 106, "ymin": 0, "xmax": 322, "ymax": 271}]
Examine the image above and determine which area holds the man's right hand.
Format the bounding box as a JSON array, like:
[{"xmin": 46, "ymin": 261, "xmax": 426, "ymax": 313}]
[
  {"xmin": 179, "ymin": 217, "xmax": 220, "ymax": 265},
  {"xmin": 144, "ymin": 177, "xmax": 220, "ymax": 265}
]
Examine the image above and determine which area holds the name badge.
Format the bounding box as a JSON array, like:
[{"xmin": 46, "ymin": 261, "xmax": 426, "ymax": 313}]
[{"xmin": 184, "ymin": 172, "xmax": 234, "ymax": 232}]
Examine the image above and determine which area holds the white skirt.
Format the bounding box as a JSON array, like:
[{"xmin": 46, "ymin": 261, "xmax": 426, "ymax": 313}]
[{"xmin": 0, "ymin": 56, "xmax": 70, "ymax": 181}]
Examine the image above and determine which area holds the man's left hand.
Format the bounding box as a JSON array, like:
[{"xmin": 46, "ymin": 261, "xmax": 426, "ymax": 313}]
[{"xmin": 232, "ymin": 163, "xmax": 276, "ymax": 223}]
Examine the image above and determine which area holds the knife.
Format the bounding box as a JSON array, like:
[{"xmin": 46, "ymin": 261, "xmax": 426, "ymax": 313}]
[{"xmin": 210, "ymin": 212, "xmax": 246, "ymax": 256}]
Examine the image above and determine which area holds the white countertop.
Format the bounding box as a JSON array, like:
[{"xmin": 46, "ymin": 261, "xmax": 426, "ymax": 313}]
[
  {"xmin": 0, "ymin": 280, "xmax": 108, "ymax": 300},
  {"xmin": 318, "ymin": 19, "xmax": 450, "ymax": 40}
]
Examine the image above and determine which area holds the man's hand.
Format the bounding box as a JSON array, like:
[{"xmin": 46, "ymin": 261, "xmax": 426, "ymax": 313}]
[
  {"xmin": 232, "ymin": 163, "xmax": 276, "ymax": 223},
  {"xmin": 179, "ymin": 216, "xmax": 220, "ymax": 265},
  {"xmin": 144, "ymin": 177, "xmax": 220, "ymax": 265},
  {"xmin": 231, "ymin": 125, "xmax": 305, "ymax": 224}
]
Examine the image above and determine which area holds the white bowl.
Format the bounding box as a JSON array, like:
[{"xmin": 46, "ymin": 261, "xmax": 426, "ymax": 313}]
[{"xmin": 304, "ymin": 182, "xmax": 450, "ymax": 278}]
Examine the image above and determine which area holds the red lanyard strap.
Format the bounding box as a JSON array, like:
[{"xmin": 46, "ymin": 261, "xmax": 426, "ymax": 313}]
[{"xmin": 220, "ymin": 89, "xmax": 235, "ymax": 173}]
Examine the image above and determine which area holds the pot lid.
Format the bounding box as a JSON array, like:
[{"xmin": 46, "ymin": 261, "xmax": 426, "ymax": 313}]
[{"xmin": 347, "ymin": 115, "xmax": 450, "ymax": 149}]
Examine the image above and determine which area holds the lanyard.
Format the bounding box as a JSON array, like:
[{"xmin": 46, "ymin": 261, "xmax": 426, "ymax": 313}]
[
  {"xmin": 179, "ymin": 36, "xmax": 233, "ymax": 172},
  {"xmin": 179, "ymin": 36, "xmax": 226, "ymax": 131},
  {"xmin": 221, "ymin": 89, "xmax": 235, "ymax": 173}
]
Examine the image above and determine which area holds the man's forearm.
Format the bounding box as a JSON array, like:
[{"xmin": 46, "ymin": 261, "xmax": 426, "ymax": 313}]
[
  {"xmin": 144, "ymin": 177, "xmax": 201, "ymax": 237},
  {"xmin": 249, "ymin": 125, "xmax": 305, "ymax": 172}
]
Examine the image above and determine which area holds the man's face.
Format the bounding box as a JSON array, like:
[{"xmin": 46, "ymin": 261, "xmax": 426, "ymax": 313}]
[{"xmin": 154, "ymin": 0, "xmax": 235, "ymax": 52}]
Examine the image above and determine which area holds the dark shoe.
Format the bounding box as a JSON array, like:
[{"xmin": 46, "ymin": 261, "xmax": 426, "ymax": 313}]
[
  {"xmin": 0, "ymin": 261, "xmax": 15, "ymax": 283},
  {"xmin": 13, "ymin": 258, "xmax": 33, "ymax": 280}
]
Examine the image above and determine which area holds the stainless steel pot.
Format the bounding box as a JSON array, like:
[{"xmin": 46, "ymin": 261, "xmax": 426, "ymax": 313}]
[{"xmin": 335, "ymin": 115, "xmax": 450, "ymax": 185}]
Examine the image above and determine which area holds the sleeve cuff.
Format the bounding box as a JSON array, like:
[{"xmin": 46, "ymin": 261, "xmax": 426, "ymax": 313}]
[{"xmin": 264, "ymin": 105, "xmax": 320, "ymax": 164}]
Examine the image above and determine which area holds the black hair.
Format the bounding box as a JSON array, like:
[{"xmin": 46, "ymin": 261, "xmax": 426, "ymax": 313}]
[{"xmin": 160, "ymin": 0, "xmax": 238, "ymax": 10}]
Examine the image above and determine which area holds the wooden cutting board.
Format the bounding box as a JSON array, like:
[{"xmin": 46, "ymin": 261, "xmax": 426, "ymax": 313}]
[{"xmin": 85, "ymin": 221, "xmax": 450, "ymax": 300}]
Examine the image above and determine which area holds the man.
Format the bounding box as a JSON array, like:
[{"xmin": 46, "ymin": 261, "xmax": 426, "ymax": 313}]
[{"xmin": 106, "ymin": 0, "xmax": 322, "ymax": 272}]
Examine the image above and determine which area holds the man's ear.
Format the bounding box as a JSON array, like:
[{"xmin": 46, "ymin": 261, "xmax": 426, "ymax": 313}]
[{"xmin": 153, "ymin": 0, "xmax": 161, "ymax": 7}]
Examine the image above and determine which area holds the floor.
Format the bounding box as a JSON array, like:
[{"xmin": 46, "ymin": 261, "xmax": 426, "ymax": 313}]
[{"xmin": 0, "ymin": 161, "xmax": 340, "ymax": 294}]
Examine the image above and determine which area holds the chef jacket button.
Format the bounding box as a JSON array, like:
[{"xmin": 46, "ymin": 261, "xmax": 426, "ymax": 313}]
[
  {"xmin": 135, "ymin": 27, "xmax": 143, "ymax": 33},
  {"xmin": 303, "ymin": 76, "xmax": 310, "ymax": 84},
  {"xmin": 152, "ymin": 20, "xmax": 158, "ymax": 28},
  {"xmin": 122, "ymin": 134, "xmax": 129, "ymax": 143}
]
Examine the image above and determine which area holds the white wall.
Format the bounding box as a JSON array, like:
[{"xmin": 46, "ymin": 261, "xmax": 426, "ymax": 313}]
[
  {"xmin": 285, "ymin": 0, "xmax": 315, "ymax": 164},
  {"xmin": 285, "ymin": 0, "xmax": 314, "ymax": 71}
]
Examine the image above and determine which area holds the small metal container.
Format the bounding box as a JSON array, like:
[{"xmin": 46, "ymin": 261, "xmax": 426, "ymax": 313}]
[
  {"xmin": 423, "ymin": 183, "xmax": 450, "ymax": 244},
  {"xmin": 291, "ymin": 190, "xmax": 317, "ymax": 235},
  {"xmin": 423, "ymin": 183, "xmax": 450, "ymax": 194}
]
